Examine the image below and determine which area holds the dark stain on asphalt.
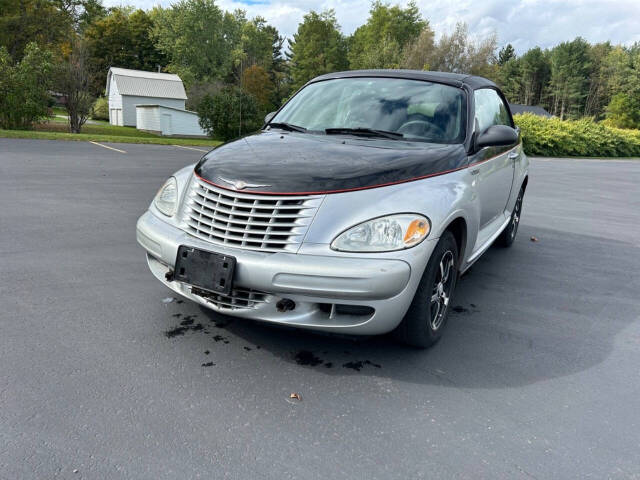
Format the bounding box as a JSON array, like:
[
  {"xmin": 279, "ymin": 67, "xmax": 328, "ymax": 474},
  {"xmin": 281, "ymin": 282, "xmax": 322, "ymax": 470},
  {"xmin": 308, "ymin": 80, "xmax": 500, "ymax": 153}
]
[
  {"xmin": 165, "ymin": 326, "xmax": 190, "ymax": 338},
  {"xmin": 343, "ymin": 360, "xmax": 382, "ymax": 372},
  {"xmin": 452, "ymin": 306, "xmax": 469, "ymax": 313},
  {"xmin": 167, "ymin": 315, "xmax": 382, "ymax": 373},
  {"xmin": 294, "ymin": 350, "xmax": 323, "ymax": 366},
  {"xmin": 172, "ymin": 313, "xmax": 182, "ymax": 318},
  {"xmin": 164, "ymin": 317, "xmax": 204, "ymax": 337}
]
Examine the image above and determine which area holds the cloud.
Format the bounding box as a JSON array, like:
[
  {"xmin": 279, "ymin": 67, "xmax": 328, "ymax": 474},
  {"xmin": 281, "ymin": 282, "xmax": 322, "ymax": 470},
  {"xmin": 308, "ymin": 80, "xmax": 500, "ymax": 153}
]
[{"xmin": 104, "ymin": 0, "xmax": 640, "ymax": 51}]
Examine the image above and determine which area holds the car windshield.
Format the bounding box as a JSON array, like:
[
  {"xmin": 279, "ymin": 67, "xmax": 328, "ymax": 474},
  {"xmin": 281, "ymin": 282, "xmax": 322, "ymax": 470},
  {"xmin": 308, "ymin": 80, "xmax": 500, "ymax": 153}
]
[{"xmin": 269, "ymin": 77, "xmax": 466, "ymax": 144}]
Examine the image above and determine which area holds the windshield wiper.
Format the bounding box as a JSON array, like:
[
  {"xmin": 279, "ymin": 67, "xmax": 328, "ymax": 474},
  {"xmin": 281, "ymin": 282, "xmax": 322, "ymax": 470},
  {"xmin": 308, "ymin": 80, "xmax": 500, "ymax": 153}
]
[
  {"xmin": 325, "ymin": 127, "xmax": 404, "ymax": 140},
  {"xmin": 268, "ymin": 122, "xmax": 307, "ymax": 133}
]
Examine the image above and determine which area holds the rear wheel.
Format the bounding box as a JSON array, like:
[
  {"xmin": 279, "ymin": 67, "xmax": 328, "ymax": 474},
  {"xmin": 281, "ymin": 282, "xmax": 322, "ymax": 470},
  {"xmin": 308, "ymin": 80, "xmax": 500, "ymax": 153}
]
[
  {"xmin": 497, "ymin": 186, "xmax": 524, "ymax": 247},
  {"xmin": 395, "ymin": 231, "xmax": 459, "ymax": 348}
]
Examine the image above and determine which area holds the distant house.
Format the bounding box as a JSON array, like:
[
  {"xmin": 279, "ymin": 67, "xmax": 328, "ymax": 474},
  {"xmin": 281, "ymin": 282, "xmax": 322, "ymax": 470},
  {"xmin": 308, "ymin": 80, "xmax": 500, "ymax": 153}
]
[
  {"xmin": 509, "ymin": 103, "xmax": 552, "ymax": 118},
  {"xmin": 106, "ymin": 67, "xmax": 188, "ymax": 127}
]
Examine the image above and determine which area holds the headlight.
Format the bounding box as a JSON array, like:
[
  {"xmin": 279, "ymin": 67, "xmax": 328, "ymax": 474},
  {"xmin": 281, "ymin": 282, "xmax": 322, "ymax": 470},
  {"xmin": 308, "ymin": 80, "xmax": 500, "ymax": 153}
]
[
  {"xmin": 331, "ymin": 214, "xmax": 430, "ymax": 252},
  {"xmin": 154, "ymin": 177, "xmax": 178, "ymax": 216}
]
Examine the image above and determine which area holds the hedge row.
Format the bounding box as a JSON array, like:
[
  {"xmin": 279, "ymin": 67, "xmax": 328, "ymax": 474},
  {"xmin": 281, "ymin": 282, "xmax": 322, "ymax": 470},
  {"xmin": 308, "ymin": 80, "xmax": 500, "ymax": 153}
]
[{"xmin": 513, "ymin": 113, "xmax": 640, "ymax": 158}]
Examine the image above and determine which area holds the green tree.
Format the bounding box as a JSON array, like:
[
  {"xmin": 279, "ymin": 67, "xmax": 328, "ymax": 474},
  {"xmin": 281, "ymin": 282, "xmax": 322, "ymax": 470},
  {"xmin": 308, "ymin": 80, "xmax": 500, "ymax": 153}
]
[
  {"xmin": 241, "ymin": 64, "xmax": 274, "ymax": 111},
  {"xmin": 519, "ymin": 47, "xmax": 550, "ymax": 106},
  {"xmin": 547, "ymin": 38, "xmax": 591, "ymax": 119},
  {"xmin": 348, "ymin": 1, "xmax": 425, "ymax": 69},
  {"xmin": 0, "ymin": 43, "xmax": 53, "ymax": 129},
  {"xmin": 85, "ymin": 7, "xmax": 166, "ymax": 94},
  {"xmin": 0, "ymin": 0, "xmax": 71, "ymax": 59},
  {"xmin": 150, "ymin": 0, "xmax": 234, "ymax": 86},
  {"xmin": 498, "ymin": 44, "xmax": 516, "ymax": 65},
  {"xmin": 605, "ymin": 93, "xmax": 640, "ymax": 128},
  {"xmin": 287, "ymin": 10, "xmax": 348, "ymax": 91},
  {"xmin": 401, "ymin": 26, "xmax": 435, "ymax": 70},
  {"xmin": 496, "ymin": 58, "xmax": 522, "ymax": 103},
  {"xmin": 583, "ymin": 42, "xmax": 613, "ymax": 117},
  {"xmin": 428, "ymin": 22, "xmax": 497, "ymax": 76}
]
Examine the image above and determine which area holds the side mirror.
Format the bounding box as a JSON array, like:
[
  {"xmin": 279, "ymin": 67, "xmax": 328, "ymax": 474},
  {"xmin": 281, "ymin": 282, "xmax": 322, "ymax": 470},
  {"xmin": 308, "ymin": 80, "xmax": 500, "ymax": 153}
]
[
  {"xmin": 476, "ymin": 125, "xmax": 518, "ymax": 150},
  {"xmin": 264, "ymin": 111, "xmax": 276, "ymax": 124}
]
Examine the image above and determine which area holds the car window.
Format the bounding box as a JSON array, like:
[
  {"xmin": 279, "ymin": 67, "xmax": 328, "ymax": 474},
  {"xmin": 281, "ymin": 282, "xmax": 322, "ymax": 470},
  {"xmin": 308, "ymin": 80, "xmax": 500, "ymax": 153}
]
[
  {"xmin": 271, "ymin": 77, "xmax": 466, "ymax": 144},
  {"xmin": 474, "ymin": 88, "xmax": 512, "ymax": 133}
]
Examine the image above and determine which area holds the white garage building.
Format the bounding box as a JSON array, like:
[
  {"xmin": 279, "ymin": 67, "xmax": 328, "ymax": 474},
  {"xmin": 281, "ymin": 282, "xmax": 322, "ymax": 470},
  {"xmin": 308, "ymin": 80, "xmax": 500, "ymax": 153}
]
[
  {"xmin": 106, "ymin": 67, "xmax": 192, "ymax": 130},
  {"xmin": 136, "ymin": 104, "xmax": 207, "ymax": 137}
]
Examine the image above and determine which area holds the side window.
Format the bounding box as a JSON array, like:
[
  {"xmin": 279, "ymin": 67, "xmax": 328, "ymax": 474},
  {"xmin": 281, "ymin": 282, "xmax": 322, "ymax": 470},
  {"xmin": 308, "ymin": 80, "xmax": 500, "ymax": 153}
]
[{"xmin": 474, "ymin": 89, "xmax": 512, "ymax": 133}]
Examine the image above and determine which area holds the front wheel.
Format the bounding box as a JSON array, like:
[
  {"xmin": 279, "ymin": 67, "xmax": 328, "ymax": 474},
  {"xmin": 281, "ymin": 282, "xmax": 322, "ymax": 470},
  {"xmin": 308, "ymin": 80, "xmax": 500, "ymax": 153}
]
[{"xmin": 394, "ymin": 231, "xmax": 459, "ymax": 348}]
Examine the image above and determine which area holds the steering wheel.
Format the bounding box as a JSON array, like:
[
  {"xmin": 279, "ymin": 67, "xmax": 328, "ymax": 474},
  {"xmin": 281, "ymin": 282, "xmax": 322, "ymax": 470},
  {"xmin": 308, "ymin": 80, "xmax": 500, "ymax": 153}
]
[{"xmin": 397, "ymin": 120, "xmax": 446, "ymax": 139}]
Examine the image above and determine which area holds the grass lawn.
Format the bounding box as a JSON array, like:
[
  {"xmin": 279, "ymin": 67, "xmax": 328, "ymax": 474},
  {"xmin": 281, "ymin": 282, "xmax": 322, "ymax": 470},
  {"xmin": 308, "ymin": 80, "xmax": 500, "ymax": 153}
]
[
  {"xmin": 36, "ymin": 121, "xmax": 161, "ymax": 137},
  {"xmin": 1, "ymin": 119, "xmax": 222, "ymax": 147},
  {"xmin": 1, "ymin": 128, "xmax": 222, "ymax": 147}
]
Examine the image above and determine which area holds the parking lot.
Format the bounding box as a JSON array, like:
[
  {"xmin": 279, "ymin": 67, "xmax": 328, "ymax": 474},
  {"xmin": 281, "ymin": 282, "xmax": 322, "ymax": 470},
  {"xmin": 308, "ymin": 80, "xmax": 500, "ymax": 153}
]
[{"xmin": 1, "ymin": 138, "xmax": 639, "ymax": 479}]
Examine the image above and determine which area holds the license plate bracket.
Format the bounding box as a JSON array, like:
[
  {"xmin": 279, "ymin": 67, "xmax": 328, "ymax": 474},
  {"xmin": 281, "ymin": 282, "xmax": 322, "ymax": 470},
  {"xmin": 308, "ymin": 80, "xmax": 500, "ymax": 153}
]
[{"xmin": 173, "ymin": 246, "xmax": 236, "ymax": 295}]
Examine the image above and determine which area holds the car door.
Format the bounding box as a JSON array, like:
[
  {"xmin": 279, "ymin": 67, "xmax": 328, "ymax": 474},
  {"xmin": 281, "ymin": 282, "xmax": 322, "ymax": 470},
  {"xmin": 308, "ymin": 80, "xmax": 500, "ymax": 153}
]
[{"xmin": 470, "ymin": 88, "xmax": 517, "ymax": 229}]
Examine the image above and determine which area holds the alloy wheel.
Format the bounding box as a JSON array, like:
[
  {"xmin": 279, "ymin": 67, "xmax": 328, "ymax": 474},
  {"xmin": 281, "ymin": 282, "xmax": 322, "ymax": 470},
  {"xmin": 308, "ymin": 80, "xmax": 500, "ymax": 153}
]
[
  {"xmin": 429, "ymin": 250, "xmax": 455, "ymax": 331},
  {"xmin": 510, "ymin": 191, "xmax": 523, "ymax": 239}
]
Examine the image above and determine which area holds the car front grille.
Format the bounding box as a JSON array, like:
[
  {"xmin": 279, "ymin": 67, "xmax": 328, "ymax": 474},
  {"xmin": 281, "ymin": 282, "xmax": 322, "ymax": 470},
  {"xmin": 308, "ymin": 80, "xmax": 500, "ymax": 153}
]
[
  {"xmin": 181, "ymin": 176, "xmax": 323, "ymax": 253},
  {"xmin": 190, "ymin": 286, "xmax": 270, "ymax": 310}
]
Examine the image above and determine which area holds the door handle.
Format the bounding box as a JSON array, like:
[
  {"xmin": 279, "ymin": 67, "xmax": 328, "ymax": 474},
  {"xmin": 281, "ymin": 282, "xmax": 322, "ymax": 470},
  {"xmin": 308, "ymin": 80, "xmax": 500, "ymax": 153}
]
[{"xmin": 508, "ymin": 151, "xmax": 519, "ymax": 160}]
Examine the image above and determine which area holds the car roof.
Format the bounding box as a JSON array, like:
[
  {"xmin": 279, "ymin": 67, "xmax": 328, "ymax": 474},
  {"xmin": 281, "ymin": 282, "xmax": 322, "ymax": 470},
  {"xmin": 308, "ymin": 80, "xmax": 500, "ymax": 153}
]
[{"xmin": 308, "ymin": 69, "xmax": 497, "ymax": 89}]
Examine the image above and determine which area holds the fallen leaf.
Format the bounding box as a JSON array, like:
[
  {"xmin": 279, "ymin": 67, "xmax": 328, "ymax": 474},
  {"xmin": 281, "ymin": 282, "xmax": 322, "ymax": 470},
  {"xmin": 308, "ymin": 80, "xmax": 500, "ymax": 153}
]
[
  {"xmin": 290, "ymin": 393, "xmax": 301, "ymax": 400},
  {"xmin": 530, "ymin": 236, "xmax": 539, "ymax": 242}
]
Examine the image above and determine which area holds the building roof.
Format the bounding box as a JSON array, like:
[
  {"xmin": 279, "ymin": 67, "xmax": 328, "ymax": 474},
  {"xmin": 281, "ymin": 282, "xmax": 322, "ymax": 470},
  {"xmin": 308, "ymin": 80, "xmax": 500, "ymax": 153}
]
[
  {"xmin": 135, "ymin": 104, "xmax": 199, "ymax": 115},
  {"xmin": 106, "ymin": 67, "xmax": 187, "ymax": 100},
  {"xmin": 308, "ymin": 70, "xmax": 497, "ymax": 89},
  {"xmin": 509, "ymin": 103, "xmax": 552, "ymax": 117}
]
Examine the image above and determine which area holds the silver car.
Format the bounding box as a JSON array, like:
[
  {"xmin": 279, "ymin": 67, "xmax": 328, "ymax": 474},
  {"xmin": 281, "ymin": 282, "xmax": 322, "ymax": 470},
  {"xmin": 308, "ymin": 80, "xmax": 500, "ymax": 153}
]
[{"xmin": 136, "ymin": 70, "xmax": 528, "ymax": 348}]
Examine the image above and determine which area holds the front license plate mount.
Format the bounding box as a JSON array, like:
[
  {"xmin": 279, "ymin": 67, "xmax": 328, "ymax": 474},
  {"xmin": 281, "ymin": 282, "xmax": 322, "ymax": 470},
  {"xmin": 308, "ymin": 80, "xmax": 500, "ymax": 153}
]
[{"xmin": 173, "ymin": 246, "xmax": 236, "ymax": 295}]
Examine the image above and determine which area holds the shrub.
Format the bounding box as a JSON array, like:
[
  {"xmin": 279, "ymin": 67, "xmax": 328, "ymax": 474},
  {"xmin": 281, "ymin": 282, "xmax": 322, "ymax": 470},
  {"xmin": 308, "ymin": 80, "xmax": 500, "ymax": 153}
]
[
  {"xmin": 91, "ymin": 97, "xmax": 109, "ymax": 120},
  {"xmin": 197, "ymin": 87, "xmax": 260, "ymax": 141},
  {"xmin": 514, "ymin": 113, "xmax": 640, "ymax": 157},
  {"xmin": 0, "ymin": 43, "xmax": 53, "ymax": 130}
]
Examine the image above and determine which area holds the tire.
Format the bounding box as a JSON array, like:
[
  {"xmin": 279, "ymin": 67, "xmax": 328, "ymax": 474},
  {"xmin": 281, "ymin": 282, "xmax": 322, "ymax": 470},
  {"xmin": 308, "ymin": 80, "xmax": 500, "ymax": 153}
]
[
  {"xmin": 497, "ymin": 186, "xmax": 524, "ymax": 248},
  {"xmin": 394, "ymin": 231, "xmax": 459, "ymax": 348}
]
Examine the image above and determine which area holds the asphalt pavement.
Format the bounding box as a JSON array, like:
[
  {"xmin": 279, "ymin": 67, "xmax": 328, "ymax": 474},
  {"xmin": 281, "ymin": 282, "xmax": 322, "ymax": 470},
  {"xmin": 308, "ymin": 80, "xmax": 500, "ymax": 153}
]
[{"xmin": 1, "ymin": 138, "xmax": 639, "ymax": 479}]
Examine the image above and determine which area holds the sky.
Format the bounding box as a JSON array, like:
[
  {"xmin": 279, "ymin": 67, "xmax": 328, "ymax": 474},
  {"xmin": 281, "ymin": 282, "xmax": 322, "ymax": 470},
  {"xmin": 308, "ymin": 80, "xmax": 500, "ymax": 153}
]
[{"xmin": 104, "ymin": 0, "xmax": 640, "ymax": 53}]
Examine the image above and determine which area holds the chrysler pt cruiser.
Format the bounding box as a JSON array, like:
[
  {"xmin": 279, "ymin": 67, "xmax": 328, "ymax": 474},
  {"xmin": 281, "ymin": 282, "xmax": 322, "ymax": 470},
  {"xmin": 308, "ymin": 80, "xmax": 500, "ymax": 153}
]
[{"xmin": 136, "ymin": 70, "xmax": 528, "ymax": 347}]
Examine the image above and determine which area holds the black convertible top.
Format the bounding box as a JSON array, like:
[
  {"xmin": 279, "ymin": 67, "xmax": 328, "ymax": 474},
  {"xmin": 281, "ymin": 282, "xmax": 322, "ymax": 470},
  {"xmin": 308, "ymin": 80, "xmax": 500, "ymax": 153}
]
[{"xmin": 309, "ymin": 69, "xmax": 497, "ymax": 89}]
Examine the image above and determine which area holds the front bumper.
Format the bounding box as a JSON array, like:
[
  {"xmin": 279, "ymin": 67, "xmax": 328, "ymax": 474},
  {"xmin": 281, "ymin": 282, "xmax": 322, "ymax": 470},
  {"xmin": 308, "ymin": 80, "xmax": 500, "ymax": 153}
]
[{"xmin": 137, "ymin": 210, "xmax": 434, "ymax": 334}]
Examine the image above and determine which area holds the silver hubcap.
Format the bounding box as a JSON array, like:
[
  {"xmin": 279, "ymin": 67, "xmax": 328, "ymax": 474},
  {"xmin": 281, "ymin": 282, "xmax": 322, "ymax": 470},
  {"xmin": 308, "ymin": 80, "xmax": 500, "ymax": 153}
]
[{"xmin": 430, "ymin": 250, "xmax": 455, "ymax": 331}]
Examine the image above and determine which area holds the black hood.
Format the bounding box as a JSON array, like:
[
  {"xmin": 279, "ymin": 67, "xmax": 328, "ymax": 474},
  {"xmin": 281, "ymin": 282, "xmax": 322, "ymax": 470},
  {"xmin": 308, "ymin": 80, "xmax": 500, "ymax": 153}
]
[{"xmin": 195, "ymin": 131, "xmax": 468, "ymax": 195}]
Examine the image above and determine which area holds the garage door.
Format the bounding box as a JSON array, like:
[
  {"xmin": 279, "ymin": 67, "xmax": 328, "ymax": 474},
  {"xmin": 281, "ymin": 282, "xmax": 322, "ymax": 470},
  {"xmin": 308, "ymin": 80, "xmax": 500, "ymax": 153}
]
[{"xmin": 110, "ymin": 109, "xmax": 123, "ymax": 126}]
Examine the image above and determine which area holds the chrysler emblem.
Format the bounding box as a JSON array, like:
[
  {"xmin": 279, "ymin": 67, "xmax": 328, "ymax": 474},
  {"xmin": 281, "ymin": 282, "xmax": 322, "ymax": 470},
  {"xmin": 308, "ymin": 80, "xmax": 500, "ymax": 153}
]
[{"xmin": 219, "ymin": 177, "xmax": 271, "ymax": 190}]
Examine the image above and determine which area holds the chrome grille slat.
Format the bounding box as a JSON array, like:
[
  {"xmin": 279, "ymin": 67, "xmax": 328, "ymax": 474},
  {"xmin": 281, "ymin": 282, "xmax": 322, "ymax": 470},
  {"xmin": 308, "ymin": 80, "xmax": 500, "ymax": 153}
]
[
  {"xmin": 190, "ymin": 199, "xmax": 313, "ymax": 219},
  {"xmin": 190, "ymin": 286, "xmax": 270, "ymax": 310},
  {"xmin": 186, "ymin": 220, "xmax": 300, "ymax": 244},
  {"xmin": 186, "ymin": 214, "xmax": 305, "ymax": 237},
  {"xmin": 181, "ymin": 177, "xmax": 322, "ymax": 253},
  {"xmin": 194, "ymin": 191, "xmax": 310, "ymax": 210}
]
